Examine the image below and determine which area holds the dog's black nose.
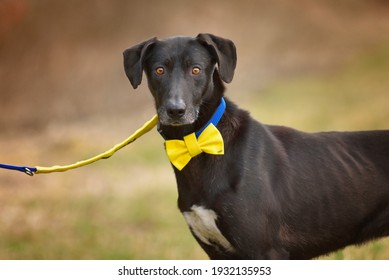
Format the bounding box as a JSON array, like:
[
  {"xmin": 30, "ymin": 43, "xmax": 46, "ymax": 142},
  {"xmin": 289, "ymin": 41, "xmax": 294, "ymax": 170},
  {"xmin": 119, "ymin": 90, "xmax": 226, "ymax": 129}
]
[{"xmin": 166, "ymin": 101, "xmax": 186, "ymax": 119}]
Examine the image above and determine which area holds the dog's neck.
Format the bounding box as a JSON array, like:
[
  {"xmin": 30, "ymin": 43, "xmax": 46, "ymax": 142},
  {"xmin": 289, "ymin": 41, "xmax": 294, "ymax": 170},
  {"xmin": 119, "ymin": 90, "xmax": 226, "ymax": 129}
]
[{"xmin": 158, "ymin": 72, "xmax": 225, "ymax": 140}]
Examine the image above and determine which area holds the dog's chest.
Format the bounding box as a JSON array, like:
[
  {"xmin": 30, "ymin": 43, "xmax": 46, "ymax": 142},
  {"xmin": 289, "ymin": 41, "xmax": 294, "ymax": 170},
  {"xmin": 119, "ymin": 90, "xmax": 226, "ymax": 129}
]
[{"xmin": 182, "ymin": 205, "xmax": 235, "ymax": 253}]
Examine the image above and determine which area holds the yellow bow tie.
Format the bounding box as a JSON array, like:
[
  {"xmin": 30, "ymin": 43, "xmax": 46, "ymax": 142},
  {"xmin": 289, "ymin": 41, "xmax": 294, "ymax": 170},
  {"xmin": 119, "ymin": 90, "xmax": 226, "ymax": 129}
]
[{"xmin": 165, "ymin": 123, "xmax": 224, "ymax": 171}]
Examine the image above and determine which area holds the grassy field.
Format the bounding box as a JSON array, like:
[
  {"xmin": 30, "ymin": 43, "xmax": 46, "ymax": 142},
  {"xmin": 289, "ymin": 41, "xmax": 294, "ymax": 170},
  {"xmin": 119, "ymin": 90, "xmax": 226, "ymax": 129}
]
[{"xmin": 0, "ymin": 44, "xmax": 388, "ymax": 260}]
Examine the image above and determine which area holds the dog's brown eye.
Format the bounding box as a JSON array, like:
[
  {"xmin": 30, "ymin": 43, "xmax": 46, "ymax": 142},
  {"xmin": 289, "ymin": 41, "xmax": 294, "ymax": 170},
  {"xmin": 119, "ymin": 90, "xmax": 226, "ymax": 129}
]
[
  {"xmin": 192, "ymin": 67, "xmax": 201, "ymax": 75},
  {"xmin": 155, "ymin": 67, "xmax": 165, "ymax": 75}
]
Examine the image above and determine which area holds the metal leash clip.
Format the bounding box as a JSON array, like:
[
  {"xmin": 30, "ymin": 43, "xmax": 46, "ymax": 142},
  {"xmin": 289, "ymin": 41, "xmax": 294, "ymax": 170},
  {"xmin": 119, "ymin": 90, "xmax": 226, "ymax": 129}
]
[{"xmin": 24, "ymin": 167, "xmax": 35, "ymax": 176}]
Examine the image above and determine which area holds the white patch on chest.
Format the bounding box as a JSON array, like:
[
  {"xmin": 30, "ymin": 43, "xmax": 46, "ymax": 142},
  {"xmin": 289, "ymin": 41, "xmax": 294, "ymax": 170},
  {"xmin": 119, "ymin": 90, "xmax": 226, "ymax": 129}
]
[{"xmin": 183, "ymin": 205, "xmax": 235, "ymax": 253}]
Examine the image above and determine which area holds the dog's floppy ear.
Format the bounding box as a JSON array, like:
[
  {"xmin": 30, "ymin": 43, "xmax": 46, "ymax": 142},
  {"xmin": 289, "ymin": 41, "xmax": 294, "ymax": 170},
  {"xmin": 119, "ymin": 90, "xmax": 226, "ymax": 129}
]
[
  {"xmin": 123, "ymin": 37, "xmax": 157, "ymax": 89},
  {"xmin": 196, "ymin": 33, "xmax": 237, "ymax": 83}
]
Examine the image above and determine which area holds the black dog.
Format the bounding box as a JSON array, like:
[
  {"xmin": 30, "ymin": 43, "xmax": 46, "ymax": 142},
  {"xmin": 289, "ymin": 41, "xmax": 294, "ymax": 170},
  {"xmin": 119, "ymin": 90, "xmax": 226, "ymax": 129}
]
[{"xmin": 123, "ymin": 33, "xmax": 389, "ymax": 259}]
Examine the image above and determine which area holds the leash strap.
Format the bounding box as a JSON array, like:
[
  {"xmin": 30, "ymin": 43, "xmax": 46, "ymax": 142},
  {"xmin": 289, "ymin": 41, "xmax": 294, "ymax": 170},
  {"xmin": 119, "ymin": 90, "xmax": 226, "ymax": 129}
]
[
  {"xmin": 0, "ymin": 164, "xmax": 37, "ymax": 176},
  {"xmin": 0, "ymin": 115, "xmax": 158, "ymax": 176}
]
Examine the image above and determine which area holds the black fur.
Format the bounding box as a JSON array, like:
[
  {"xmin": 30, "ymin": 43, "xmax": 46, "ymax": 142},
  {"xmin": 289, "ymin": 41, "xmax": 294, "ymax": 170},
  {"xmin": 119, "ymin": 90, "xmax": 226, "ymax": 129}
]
[{"xmin": 123, "ymin": 34, "xmax": 389, "ymax": 259}]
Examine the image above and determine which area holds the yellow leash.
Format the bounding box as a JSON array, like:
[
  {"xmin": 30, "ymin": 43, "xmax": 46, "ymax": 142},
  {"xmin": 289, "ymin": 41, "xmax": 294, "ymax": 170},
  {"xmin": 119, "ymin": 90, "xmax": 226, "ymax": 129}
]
[
  {"xmin": 36, "ymin": 115, "xmax": 159, "ymax": 174},
  {"xmin": 2, "ymin": 98, "xmax": 227, "ymax": 175},
  {"xmin": 0, "ymin": 115, "xmax": 158, "ymax": 176}
]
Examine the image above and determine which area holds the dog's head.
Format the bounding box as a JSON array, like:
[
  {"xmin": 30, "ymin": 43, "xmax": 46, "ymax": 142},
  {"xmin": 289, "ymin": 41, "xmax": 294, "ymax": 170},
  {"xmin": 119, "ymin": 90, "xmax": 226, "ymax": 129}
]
[{"xmin": 123, "ymin": 33, "xmax": 237, "ymax": 126}]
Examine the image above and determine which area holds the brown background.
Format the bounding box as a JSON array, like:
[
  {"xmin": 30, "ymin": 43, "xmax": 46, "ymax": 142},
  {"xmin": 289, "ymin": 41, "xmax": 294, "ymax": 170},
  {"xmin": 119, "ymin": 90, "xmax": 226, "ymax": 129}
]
[{"xmin": 0, "ymin": 0, "xmax": 388, "ymax": 259}]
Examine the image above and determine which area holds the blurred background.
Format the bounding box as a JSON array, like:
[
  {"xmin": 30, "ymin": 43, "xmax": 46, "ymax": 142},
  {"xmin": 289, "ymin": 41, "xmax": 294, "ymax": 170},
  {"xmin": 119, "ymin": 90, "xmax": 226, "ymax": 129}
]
[{"xmin": 0, "ymin": 0, "xmax": 388, "ymax": 259}]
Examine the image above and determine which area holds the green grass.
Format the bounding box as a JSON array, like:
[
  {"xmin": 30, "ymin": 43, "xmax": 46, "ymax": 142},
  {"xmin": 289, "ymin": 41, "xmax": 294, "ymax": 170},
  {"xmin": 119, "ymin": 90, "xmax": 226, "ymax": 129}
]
[
  {"xmin": 0, "ymin": 44, "xmax": 388, "ymax": 259},
  {"xmin": 0, "ymin": 185, "xmax": 206, "ymax": 259}
]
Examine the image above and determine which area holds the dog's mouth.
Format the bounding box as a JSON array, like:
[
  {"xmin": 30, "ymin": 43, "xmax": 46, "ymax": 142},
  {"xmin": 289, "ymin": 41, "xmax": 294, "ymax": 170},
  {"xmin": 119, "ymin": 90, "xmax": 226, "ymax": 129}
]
[
  {"xmin": 158, "ymin": 116, "xmax": 196, "ymax": 127},
  {"xmin": 157, "ymin": 107, "xmax": 199, "ymax": 127},
  {"xmin": 165, "ymin": 120, "xmax": 189, "ymax": 126}
]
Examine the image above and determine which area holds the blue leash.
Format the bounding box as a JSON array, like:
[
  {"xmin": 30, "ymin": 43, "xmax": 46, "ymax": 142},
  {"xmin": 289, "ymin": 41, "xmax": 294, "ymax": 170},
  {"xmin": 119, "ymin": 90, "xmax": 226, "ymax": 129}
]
[{"xmin": 0, "ymin": 163, "xmax": 36, "ymax": 176}]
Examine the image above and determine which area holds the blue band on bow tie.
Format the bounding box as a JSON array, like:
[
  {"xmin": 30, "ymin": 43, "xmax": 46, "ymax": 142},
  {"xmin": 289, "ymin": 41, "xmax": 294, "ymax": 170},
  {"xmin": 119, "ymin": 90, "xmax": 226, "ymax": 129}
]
[{"xmin": 195, "ymin": 97, "xmax": 226, "ymax": 138}]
